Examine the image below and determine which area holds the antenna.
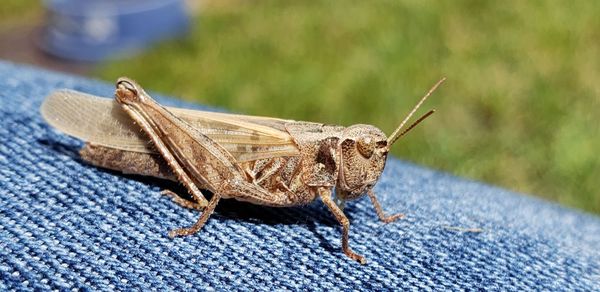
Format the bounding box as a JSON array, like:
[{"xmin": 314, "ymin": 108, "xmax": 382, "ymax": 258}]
[
  {"xmin": 387, "ymin": 77, "xmax": 446, "ymax": 146},
  {"xmin": 389, "ymin": 109, "xmax": 436, "ymax": 145}
]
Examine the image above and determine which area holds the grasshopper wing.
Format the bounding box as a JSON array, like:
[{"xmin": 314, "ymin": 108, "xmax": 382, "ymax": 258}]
[{"xmin": 41, "ymin": 90, "xmax": 300, "ymax": 162}]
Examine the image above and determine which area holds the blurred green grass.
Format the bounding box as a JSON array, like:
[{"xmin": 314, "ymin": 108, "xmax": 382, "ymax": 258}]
[
  {"xmin": 0, "ymin": 0, "xmax": 41, "ymax": 26},
  {"xmin": 94, "ymin": 0, "xmax": 600, "ymax": 213},
  {"xmin": 11, "ymin": 1, "xmax": 598, "ymax": 213}
]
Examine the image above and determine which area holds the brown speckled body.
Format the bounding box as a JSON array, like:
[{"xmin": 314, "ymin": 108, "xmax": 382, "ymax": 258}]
[
  {"xmin": 81, "ymin": 144, "xmax": 176, "ymax": 181},
  {"xmin": 80, "ymin": 120, "xmax": 362, "ymax": 208}
]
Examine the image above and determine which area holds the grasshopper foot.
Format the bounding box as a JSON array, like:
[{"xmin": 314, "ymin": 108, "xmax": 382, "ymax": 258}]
[
  {"xmin": 345, "ymin": 249, "xmax": 367, "ymax": 264},
  {"xmin": 168, "ymin": 227, "xmax": 199, "ymax": 238},
  {"xmin": 381, "ymin": 213, "xmax": 404, "ymax": 223}
]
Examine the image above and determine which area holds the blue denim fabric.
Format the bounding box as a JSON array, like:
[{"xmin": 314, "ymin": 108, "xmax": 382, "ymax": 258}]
[{"xmin": 0, "ymin": 60, "xmax": 599, "ymax": 291}]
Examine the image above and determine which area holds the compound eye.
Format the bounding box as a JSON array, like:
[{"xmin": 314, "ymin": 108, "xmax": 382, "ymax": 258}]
[{"xmin": 357, "ymin": 136, "xmax": 374, "ymax": 158}]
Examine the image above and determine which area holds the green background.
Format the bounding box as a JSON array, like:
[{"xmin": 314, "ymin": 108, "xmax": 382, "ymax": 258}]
[{"xmin": 3, "ymin": 1, "xmax": 599, "ymax": 213}]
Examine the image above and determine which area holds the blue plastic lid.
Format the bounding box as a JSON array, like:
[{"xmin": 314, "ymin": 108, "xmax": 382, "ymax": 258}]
[{"xmin": 40, "ymin": 0, "xmax": 190, "ymax": 62}]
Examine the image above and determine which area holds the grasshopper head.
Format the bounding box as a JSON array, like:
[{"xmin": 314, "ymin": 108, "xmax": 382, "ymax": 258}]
[
  {"xmin": 336, "ymin": 78, "xmax": 445, "ymax": 201},
  {"xmin": 337, "ymin": 124, "xmax": 389, "ymax": 200},
  {"xmin": 115, "ymin": 77, "xmax": 147, "ymax": 105}
]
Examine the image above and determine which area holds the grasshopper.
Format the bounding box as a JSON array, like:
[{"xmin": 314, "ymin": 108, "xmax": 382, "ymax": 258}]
[{"xmin": 41, "ymin": 77, "xmax": 444, "ymax": 264}]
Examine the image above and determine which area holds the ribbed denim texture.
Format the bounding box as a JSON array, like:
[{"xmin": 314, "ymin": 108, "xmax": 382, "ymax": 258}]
[{"xmin": 1, "ymin": 61, "xmax": 599, "ymax": 290}]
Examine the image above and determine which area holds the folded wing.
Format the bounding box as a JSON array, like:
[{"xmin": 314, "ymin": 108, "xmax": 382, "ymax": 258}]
[{"xmin": 41, "ymin": 90, "xmax": 300, "ymax": 162}]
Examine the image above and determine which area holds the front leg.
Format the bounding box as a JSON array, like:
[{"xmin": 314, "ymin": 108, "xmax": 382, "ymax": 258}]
[
  {"xmin": 319, "ymin": 188, "xmax": 366, "ymax": 264},
  {"xmin": 367, "ymin": 190, "xmax": 404, "ymax": 223}
]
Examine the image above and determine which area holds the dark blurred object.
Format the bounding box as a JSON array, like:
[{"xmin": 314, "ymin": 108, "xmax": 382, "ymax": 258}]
[{"xmin": 40, "ymin": 0, "xmax": 190, "ymax": 62}]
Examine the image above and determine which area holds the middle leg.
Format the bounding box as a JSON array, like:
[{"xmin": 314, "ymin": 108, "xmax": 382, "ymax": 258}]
[
  {"xmin": 161, "ymin": 189, "xmax": 205, "ymax": 210},
  {"xmin": 319, "ymin": 188, "xmax": 366, "ymax": 264},
  {"xmin": 168, "ymin": 192, "xmax": 221, "ymax": 237}
]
